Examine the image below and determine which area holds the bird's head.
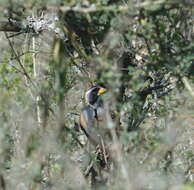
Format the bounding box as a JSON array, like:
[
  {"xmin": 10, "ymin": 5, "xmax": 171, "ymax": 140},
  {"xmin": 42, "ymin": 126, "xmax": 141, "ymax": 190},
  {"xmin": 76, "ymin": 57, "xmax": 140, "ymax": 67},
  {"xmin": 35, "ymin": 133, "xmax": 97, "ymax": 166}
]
[{"xmin": 85, "ymin": 86, "xmax": 107, "ymax": 107}]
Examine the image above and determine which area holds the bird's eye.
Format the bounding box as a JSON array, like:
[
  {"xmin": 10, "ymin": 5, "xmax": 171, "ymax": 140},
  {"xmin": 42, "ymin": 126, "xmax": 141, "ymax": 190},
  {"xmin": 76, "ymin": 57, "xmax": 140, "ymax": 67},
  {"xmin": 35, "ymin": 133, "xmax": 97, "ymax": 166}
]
[
  {"xmin": 92, "ymin": 91, "xmax": 98, "ymax": 96},
  {"xmin": 92, "ymin": 88, "xmax": 99, "ymax": 94}
]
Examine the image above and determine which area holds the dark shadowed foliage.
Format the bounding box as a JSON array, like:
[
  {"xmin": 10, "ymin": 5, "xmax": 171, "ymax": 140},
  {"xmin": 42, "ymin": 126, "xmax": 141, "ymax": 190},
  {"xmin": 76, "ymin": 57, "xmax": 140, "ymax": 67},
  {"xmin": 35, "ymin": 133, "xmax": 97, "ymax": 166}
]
[{"xmin": 0, "ymin": 0, "xmax": 193, "ymax": 189}]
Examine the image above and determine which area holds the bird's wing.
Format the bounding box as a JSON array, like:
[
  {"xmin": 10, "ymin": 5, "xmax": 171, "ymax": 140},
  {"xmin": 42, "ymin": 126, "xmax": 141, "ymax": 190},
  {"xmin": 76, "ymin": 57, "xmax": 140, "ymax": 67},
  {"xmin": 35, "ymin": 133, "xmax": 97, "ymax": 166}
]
[{"xmin": 80, "ymin": 106, "xmax": 99, "ymax": 145}]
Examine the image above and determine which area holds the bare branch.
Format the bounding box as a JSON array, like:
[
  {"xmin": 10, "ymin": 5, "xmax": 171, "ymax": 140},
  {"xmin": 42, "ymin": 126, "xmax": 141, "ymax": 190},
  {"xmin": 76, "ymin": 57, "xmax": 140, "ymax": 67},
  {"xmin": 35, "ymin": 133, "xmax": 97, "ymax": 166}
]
[
  {"xmin": 4, "ymin": 32, "xmax": 33, "ymax": 84},
  {"xmin": 0, "ymin": 21, "xmax": 22, "ymax": 32}
]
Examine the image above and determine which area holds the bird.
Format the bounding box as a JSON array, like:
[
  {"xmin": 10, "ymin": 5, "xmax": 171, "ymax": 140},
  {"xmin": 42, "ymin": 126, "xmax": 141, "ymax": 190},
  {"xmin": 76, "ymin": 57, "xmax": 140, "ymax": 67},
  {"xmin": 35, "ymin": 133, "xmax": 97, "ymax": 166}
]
[
  {"xmin": 80, "ymin": 85, "xmax": 110, "ymax": 184},
  {"xmin": 79, "ymin": 85, "xmax": 107, "ymax": 146}
]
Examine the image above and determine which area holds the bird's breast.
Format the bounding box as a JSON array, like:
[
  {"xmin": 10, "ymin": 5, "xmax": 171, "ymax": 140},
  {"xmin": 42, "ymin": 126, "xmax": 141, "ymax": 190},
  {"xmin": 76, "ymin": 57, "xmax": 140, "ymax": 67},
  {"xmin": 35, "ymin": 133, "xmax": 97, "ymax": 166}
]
[{"xmin": 80, "ymin": 105, "xmax": 105, "ymax": 128}]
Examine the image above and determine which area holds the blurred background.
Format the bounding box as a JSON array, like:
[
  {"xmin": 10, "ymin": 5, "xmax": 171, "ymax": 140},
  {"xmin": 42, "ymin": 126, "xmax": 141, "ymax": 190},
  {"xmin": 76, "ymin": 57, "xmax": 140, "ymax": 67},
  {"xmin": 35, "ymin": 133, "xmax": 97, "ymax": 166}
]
[{"xmin": 0, "ymin": 0, "xmax": 193, "ymax": 189}]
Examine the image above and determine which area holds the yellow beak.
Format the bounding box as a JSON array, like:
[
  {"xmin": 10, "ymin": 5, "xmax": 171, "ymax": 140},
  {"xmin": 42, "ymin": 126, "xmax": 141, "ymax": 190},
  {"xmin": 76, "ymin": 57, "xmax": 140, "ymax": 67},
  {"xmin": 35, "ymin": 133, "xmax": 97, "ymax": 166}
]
[{"xmin": 98, "ymin": 88, "xmax": 107, "ymax": 95}]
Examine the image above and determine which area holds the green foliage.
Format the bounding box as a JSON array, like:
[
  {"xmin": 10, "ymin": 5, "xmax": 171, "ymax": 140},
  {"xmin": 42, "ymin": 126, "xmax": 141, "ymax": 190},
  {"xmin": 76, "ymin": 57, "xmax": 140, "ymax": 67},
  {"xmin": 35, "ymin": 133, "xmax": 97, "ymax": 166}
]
[{"xmin": 0, "ymin": 0, "xmax": 193, "ymax": 189}]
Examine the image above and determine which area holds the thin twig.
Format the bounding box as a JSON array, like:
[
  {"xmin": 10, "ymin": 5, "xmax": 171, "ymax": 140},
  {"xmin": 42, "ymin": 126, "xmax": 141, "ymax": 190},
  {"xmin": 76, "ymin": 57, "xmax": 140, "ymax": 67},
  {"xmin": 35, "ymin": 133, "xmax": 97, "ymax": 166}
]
[
  {"xmin": 32, "ymin": 34, "xmax": 42, "ymax": 125},
  {"xmin": 4, "ymin": 32, "xmax": 34, "ymax": 85},
  {"xmin": 100, "ymin": 137, "xmax": 108, "ymax": 166},
  {"xmin": 182, "ymin": 77, "xmax": 194, "ymax": 97},
  {"xmin": 7, "ymin": 60, "xmax": 25, "ymax": 74},
  {"xmin": 84, "ymin": 160, "xmax": 94, "ymax": 177},
  {"xmin": 7, "ymin": 31, "xmax": 26, "ymax": 38}
]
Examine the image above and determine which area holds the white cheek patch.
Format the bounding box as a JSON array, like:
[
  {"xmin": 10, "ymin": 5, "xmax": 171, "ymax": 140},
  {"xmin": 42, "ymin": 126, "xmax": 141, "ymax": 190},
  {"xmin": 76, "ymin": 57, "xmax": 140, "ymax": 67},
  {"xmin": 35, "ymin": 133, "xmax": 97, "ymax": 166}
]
[
  {"xmin": 85, "ymin": 88, "xmax": 94, "ymax": 104},
  {"xmin": 85, "ymin": 87, "xmax": 100, "ymax": 104}
]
